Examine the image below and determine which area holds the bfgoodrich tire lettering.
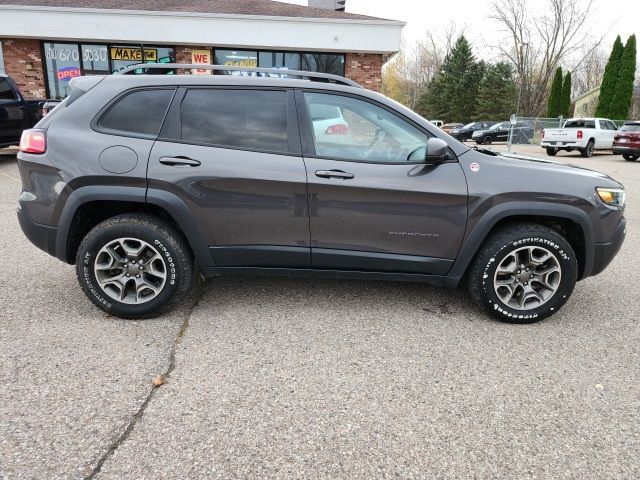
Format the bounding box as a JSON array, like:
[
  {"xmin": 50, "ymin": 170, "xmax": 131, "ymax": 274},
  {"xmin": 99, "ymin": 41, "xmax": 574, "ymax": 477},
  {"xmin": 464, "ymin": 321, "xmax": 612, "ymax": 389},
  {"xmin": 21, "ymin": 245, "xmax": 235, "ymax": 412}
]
[
  {"xmin": 76, "ymin": 214, "xmax": 193, "ymax": 319},
  {"xmin": 468, "ymin": 223, "xmax": 577, "ymax": 323}
]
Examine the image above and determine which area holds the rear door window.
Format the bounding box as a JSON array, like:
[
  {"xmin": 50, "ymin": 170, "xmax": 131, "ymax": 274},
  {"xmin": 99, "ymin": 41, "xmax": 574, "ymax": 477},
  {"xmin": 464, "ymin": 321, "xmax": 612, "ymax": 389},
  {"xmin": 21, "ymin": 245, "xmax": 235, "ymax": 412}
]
[
  {"xmin": 179, "ymin": 89, "xmax": 288, "ymax": 153},
  {"xmin": 98, "ymin": 88, "xmax": 174, "ymax": 136}
]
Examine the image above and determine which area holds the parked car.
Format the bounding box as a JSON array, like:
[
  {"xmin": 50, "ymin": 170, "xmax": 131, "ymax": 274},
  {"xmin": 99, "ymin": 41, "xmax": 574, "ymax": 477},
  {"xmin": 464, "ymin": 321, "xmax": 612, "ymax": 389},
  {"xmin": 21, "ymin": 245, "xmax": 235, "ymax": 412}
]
[
  {"xmin": 541, "ymin": 118, "xmax": 618, "ymax": 157},
  {"xmin": 309, "ymin": 102, "xmax": 353, "ymax": 144},
  {"xmin": 612, "ymin": 121, "xmax": 640, "ymax": 161},
  {"xmin": 430, "ymin": 120, "xmax": 443, "ymax": 128},
  {"xmin": 449, "ymin": 121, "xmax": 496, "ymax": 142},
  {"xmin": 472, "ymin": 121, "xmax": 534, "ymax": 145},
  {"xmin": 0, "ymin": 74, "xmax": 52, "ymax": 148},
  {"xmin": 17, "ymin": 64, "xmax": 626, "ymax": 323},
  {"xmin": 442, "ymin": 122, "xmax": 464, "ymax": 134}
]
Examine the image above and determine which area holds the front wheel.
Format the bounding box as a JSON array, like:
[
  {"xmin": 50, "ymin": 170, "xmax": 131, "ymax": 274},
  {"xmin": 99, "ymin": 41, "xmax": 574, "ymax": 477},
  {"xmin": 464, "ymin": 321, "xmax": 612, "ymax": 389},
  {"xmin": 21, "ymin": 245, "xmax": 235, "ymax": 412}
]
[
  {"xmin": 459, "ymin": 135, "xmax": 468, "ymax": 142},
  {"xmin": 76, "ymin": 214, "xmax": 194, "ymax": 319},
  {"xmin": 467, "ymin": 223, "xmax": 577, "ymax": 323},
  {"xmin": 482, "ymin": 136, "xmax": 493, "ymax": 145},
  {"xmin": 623, "ymin": 153, "xmax": 639, "ymax": 161}
]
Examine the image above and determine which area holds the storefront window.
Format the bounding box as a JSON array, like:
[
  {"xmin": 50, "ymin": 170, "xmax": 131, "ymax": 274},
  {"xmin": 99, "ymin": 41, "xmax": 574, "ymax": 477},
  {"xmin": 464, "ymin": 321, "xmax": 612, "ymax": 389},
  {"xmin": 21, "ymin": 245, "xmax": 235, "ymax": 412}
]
[
  {"xmin": 81, "ymin": 44, "xmax": 109, "ymax": 75},
  {"xmin": 301, "ymin": 53, "xmax": 345, "ymax": 76},
  {"xmin": 258, "ymin": 52, "xmax": 301, "ymax": 72},
  {"xmin": 214, "ymin": 50, "xmax": 258, "ymax": 75},
  {"xmin": 44, "ymin": 43, "xmax": 82, "ymax": 100}
]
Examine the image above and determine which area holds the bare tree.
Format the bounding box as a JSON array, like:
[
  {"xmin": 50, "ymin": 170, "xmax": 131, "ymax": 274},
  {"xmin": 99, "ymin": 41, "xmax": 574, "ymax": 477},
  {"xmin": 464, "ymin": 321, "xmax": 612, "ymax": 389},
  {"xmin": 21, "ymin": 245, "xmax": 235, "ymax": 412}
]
[
  {"xmin": 489, "ymin": 0, "xmax": 594, "ymax": 116},
  {"xmin": 382, "ymin": 22, "xmax": 464, "ymax": 111},
  {"xmin": 570, "ymin": 41, "xmax": 607, "ymax": 98}
]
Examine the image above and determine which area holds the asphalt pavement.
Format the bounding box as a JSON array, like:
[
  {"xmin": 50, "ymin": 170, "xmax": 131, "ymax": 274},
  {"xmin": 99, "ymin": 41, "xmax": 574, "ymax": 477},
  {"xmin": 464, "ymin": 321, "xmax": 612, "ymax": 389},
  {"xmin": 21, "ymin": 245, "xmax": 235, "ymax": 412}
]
[{"xmin": 0, "ymin": 147, "xmax": 638, "ymax": 479}]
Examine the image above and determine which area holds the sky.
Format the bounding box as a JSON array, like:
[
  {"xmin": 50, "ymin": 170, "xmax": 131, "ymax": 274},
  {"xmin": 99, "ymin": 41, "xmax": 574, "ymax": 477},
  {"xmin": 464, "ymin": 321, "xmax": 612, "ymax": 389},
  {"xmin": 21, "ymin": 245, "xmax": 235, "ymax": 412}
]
[{"xmin": 280, "ymin": 0, "xmax": 639, "ymax": 62}]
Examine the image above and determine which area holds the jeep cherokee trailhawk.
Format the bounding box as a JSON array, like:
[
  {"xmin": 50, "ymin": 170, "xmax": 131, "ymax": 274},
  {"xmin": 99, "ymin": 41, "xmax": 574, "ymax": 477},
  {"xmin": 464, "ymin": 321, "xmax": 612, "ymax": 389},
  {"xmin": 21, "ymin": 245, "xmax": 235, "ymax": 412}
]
[{"xmin": 16, "ymin": 64, "xmax": 626, "ymax": 322}]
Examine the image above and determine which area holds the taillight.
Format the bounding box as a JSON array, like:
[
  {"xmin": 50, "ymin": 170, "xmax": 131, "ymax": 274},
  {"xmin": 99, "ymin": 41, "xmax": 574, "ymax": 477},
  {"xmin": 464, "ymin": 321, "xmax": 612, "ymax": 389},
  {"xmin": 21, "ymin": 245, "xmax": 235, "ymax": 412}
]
[
  {"xmin": 19, "ymin": 129, "xmax": 47, "ymax": 154},
  {"xmin": 577, "ymin": 130, "xmax": 583, "ymax": 140},
  {"xmin": 325, "ymin": 124, "xmax": 349, "ymax": 135}
]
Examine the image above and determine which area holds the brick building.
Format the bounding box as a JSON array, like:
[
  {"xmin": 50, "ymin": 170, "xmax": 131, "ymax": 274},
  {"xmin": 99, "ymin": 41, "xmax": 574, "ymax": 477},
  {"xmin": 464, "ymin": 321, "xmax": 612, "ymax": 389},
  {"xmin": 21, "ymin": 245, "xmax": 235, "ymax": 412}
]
[{"xmin": 0, "ymin": 0, "xmax": 403, "ymax": 100}]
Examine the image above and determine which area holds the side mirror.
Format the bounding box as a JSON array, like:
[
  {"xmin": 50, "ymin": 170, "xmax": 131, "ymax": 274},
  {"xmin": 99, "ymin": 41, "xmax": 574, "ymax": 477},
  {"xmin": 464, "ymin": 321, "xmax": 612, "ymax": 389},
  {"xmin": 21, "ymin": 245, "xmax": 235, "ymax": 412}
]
[{"xmin": 425, "ymin": 137, "xmax": 450, "ymax": 162}]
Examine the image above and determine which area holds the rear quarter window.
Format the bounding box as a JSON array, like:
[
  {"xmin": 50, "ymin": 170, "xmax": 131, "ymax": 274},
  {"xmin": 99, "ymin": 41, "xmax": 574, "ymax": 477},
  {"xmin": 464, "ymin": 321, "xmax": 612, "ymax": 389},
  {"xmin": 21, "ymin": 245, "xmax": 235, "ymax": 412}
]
[{"xmin": 98, "ymin": 88, "xmax": 174, "ymax": 137}]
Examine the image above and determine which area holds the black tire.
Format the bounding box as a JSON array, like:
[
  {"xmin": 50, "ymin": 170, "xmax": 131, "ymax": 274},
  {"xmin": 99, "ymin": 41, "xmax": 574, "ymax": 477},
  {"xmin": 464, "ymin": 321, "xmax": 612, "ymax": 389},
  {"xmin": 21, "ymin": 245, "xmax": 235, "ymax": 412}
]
[
  {"xmin": 467, "ymin": 223, "xmax": 577, "ymax": 323},
  {"xmin": 459, "ymin": 135, "xmax": 468, "ymax": 142},
  {"xmin": 580, "ymin": 140, "xmax": 594, "ymax": 158},
  {"xmin": 623, "ymin": 154, "xmax": 639, "ymax": 161},
  {"xmin": 75, "ymin": 214, "xmax": 194, "ymax": 319},
  {"xmin": 546, "ymin": 147, "xmax": 558, "ymax": 156},
  {"xmin": 482, "ymin": 136, "xmax": 493, "ymax": 145}
]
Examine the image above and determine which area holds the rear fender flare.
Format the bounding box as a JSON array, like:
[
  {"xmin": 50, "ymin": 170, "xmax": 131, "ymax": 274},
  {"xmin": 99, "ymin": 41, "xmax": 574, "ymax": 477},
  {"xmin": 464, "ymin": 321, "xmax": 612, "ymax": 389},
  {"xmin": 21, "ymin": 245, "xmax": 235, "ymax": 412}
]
[{"xmin": 55, "ymin": 186, "xmax": 214, "ymax": 267}]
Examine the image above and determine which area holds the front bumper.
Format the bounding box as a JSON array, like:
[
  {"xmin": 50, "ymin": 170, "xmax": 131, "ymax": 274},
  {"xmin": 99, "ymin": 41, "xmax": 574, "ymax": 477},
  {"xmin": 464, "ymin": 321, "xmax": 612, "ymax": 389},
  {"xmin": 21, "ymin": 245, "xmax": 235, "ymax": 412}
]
[
  {"xmin": 591, "ymin": 217, "xmax": 626, "ymax": 276},
  {"xmin": 17, "ymin": 205, "xmax": 58, "ymax": 257}
]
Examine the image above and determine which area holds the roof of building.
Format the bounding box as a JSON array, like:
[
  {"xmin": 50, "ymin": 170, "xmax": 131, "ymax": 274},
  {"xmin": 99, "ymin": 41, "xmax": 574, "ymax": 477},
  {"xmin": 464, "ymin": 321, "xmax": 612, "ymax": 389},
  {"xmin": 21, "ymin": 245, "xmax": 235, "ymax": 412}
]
[{"xmin": 0, "ymin": 0, "xmax": 388, "ymax": 21}]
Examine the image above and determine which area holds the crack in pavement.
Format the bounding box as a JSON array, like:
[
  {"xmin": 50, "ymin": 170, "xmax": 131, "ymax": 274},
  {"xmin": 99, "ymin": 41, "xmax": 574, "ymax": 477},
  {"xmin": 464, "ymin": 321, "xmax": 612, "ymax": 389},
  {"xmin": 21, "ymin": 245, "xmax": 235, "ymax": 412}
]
[{"xmin": 84, "ymin": 281, "xmax": 206, "ymax": 479}]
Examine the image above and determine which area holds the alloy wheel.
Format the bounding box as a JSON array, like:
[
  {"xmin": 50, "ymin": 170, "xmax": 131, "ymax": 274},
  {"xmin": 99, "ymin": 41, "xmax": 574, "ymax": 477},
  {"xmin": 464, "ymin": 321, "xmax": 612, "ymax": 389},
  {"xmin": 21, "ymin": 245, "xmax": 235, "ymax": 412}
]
[
  {"xmin": 493, "ymin": 246, "xmax": 561, "ymax": 310},
  {"xmin": 93, "ymin": 237, "xmax": 167, "ymax": 304}
]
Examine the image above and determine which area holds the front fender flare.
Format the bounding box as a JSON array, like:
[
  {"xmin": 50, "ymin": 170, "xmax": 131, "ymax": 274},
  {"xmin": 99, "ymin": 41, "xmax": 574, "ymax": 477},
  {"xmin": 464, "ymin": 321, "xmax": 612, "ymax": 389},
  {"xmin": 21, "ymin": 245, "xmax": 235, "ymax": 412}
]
[{"xmin": 446, "ymin": 201, "xmax": 594, "ymax": 285}]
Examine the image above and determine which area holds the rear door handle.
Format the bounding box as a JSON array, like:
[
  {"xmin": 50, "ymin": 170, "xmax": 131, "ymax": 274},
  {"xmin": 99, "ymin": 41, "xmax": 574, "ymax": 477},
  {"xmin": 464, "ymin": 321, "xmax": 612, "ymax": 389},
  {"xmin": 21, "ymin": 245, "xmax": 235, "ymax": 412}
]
[
  {"xmin": 315, "ymin": 169, "xmax": 354, "ymax": 180},
  {"xmin": 159, "ymin": 156, "xmax": 201, "ymax": 167}
]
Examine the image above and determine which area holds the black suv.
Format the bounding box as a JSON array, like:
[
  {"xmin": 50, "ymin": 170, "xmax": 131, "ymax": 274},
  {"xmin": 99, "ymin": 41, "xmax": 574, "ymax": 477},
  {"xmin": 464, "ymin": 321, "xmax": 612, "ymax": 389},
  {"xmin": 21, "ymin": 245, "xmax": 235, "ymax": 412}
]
[
  {"xmin": 448, "ymin": 121, "xmax": 496, "ymax": 142},
  {"xmin": 16, "ymin": 64, "xmax": 626, "ymax": 323},
  {"xmin": 472, "ymin": 121, "xmax": 534, "ymax": 145}
]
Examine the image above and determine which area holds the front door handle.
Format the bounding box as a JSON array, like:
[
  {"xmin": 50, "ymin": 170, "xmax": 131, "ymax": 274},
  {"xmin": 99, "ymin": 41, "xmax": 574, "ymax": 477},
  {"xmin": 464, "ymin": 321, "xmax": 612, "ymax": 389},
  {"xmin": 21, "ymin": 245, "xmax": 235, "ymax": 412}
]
[
  {"xmin": 315, "ymin": 169, "xmax": 354, "ymax": 180},
  {"xmin": 159, "ymin": 156, "xmax": 201, "ymax": 167}
]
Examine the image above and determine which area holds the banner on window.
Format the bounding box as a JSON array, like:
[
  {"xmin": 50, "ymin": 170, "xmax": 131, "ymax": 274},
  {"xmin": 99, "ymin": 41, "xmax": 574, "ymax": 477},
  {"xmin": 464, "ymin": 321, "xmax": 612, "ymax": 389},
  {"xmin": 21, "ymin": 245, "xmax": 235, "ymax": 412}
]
[{"xmin": 191, "ymin": 49, "xmax": 212, "ymax": 75}]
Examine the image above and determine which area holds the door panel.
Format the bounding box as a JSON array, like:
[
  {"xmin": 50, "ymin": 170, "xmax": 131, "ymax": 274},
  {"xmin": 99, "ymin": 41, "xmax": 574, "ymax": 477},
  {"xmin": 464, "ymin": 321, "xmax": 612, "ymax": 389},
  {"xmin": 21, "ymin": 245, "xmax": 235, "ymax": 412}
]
[
  {"xmin": 148, "ymin": 142, "xmax": 310, "ymax": 267},
  {"xmin": 305, "ymin": 157, "xmax": 468, "ymax": 272}
]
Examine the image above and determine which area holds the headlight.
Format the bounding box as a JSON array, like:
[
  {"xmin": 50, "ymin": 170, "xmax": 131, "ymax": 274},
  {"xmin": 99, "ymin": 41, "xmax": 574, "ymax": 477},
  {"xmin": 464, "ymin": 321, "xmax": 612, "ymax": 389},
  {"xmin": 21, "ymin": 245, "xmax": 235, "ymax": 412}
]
[{"xmin": 596, "ymin": 187, "xmax": 625, "ymax": 207}]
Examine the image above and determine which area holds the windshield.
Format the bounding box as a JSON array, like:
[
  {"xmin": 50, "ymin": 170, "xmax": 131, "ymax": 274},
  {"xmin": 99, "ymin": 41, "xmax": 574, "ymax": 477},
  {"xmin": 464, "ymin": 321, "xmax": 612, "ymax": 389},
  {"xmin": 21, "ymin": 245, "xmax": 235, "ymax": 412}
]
[
  {"xmin": 621, "ymin": 124, "xmax": 640, "ymax": 132},
  {"xmin": 489, "ymin": 123, "xmax": 504, "ymax": 130},
  {"xmin": 462, "ymin": 122, "xmax": 475, "ymax": 129}
]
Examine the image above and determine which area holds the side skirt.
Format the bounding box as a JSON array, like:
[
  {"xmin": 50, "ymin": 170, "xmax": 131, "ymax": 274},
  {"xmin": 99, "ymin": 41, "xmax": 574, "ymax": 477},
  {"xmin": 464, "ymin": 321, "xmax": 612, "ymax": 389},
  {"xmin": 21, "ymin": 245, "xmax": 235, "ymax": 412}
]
[{"xmin": 199, "ymin": 266, "xmax": 462, "ymax": 288}]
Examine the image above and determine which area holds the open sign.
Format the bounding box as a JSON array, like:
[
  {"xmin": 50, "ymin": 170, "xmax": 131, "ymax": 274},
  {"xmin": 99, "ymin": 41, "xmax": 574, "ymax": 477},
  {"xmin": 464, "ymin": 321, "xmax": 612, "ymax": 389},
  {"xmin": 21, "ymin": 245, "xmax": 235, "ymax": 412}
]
[{"xmin": 57, "ymin": 66, "xmax": 81, "ymax": 81}]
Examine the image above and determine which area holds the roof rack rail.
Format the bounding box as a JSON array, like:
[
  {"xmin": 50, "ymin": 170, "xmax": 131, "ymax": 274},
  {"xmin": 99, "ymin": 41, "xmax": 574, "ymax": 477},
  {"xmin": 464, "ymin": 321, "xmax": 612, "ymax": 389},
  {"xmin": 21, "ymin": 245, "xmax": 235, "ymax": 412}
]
[{"xmin": 119, "ymin": 63, "xmax": 362, "ymax": 88}]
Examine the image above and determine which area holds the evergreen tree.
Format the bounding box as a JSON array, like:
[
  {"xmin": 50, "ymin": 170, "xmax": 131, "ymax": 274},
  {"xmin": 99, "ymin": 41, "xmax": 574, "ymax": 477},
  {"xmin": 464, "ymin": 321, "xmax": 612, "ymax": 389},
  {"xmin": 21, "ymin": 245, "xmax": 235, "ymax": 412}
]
[
  {"xmin": 418, "ymin": 35, "xmax": 484, "ymax": 123},
  {"xmin": 596, "ymin": 35, "xmax": 624, "ymax": 118},
  {"xmin": 547, "ymin": 67, "xmax": 563, "ymax": 117},
  {"xmin": 475, "ymin": 61, "xmax": 517, "ymax": 120},
  {"xmin": 610, "ymin": 34, "xmax": 637, "ymax": 120},
  {"xmin": 560, "ymin": 71, "xmax": 572, "ymax": 117}
]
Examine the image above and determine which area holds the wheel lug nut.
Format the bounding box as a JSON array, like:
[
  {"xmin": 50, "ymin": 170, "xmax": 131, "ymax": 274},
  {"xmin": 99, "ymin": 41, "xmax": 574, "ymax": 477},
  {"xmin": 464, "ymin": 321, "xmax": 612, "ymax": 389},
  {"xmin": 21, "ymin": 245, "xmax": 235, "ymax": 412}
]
[
  {"xmin": 530, "ymin": 274, "xmax": 534, "ymax": 278},
  {"xmin": 524, "ymin": 282, "xmax": 528, "ymax": 285},
  {"xmin": 139, "ymin": 266, "xmax": 143, "ymax": 270},
  {"xmin": 136, "ymin": 274, "xmax": 140, "ymax": 278},
  {"xmin": 126, "ymin": 273, "xmax": 130, "ymax": 277}
]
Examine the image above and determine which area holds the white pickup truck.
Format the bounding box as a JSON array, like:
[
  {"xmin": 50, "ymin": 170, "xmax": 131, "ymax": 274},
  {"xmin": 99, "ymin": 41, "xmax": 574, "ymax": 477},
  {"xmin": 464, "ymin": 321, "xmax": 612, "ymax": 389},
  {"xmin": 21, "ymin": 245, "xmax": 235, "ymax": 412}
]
[{"xmin": 541, "ymin": 118, "xmax": 619, "ymax": 157}]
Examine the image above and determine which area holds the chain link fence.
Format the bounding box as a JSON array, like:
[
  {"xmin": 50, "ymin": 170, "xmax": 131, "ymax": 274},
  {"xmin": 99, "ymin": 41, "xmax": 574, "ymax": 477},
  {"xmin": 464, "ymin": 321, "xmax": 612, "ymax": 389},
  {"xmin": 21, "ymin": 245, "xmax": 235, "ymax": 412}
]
[{"xmin": 504, "ymin": 116, "xmax": 629, "ymax": 152}]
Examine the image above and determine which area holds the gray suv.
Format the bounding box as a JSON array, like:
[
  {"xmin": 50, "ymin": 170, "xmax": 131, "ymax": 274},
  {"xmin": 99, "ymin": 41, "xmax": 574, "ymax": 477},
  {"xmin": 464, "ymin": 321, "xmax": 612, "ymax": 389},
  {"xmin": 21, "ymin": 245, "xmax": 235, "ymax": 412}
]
[{"xmin": 16, "ymin": 64, "xmax": 626, "ymax": 323}]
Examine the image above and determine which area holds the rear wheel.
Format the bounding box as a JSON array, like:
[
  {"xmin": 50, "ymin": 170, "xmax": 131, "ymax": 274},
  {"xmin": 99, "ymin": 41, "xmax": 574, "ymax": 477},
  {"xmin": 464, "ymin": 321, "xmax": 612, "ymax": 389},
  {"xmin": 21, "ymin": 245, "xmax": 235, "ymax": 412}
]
[
  {"xmin": 546, "ymin": 147, "xmax": 558, "ymax": 156},
  {"xmin": 623, "ymin": 153, "xmax": 639, "ymax": 161},
  {"xmin": 459, "ymin": 134, "xmax": 468, "ymax": 142},
  {"xmin": 467, "ymin": 223, "xmax": 577, "ymax": 323},
  {"xmin": 580, "ymin": 140, "xmax": 594, "ymax": 157},
  {"xmin": 76, "ymin": 214, "xmax": 194, "ymax": 319}
]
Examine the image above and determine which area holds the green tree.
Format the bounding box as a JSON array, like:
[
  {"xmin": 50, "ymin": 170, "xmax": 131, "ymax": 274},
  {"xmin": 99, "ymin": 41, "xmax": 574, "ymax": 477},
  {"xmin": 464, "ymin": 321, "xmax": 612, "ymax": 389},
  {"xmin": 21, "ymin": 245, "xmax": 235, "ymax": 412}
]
[
  {"xmin": 610, "ymin": 34, "xmax": 637, "ymax": 119},
  {"xmin": 547, "ymin": 67, "xmax": 563, "ymax": 117},
  {"xmin": 595, "ymin": 35, "xmax": 624, "ymax": 117},
  {"xmin": 474, "ymin": 61, "xmax": 517, "ymax": 120},
  {"xmin": 560, "ymin": 71, "xmax": 572, "ymax": 117},
  {"xmin": 417, "ymin": 35, "xmax": 484, "ymax": 123}
]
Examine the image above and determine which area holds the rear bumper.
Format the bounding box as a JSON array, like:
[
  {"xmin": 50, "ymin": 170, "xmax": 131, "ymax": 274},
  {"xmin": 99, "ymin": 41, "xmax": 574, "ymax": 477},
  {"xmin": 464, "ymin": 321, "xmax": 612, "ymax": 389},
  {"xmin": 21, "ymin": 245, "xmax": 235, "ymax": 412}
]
[
  {"xmin": 17, "ymin": 205, "xmax": 58, "ymax": 257},
  {"xmin": 541, "ymin": 141, "xmax": 581, "ymax": 149},
  {"xmin": 612, "ymin": 146, "xmax": 640, "ymax": 156},
  {"xmin": 591, "ymin": 217, "xmax": 626, "ymax": 276}
]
